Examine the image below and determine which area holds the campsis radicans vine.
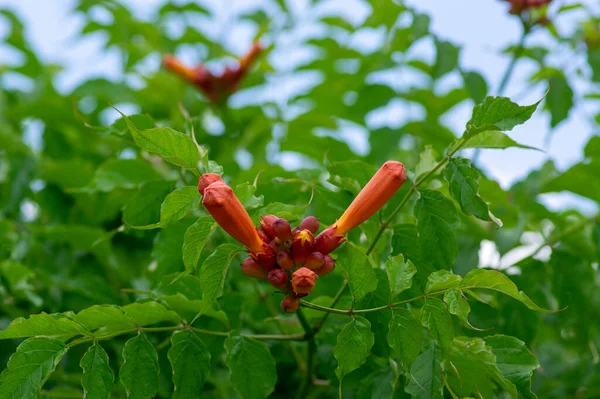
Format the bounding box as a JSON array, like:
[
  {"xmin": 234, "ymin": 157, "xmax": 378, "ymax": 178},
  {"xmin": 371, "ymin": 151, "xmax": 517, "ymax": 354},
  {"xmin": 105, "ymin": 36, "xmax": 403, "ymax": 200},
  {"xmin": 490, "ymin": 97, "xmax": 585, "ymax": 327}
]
[
  {"xmin": 198, "ymin": 161, "xmax": 406, "ymax": 313},
  {"xmin": 162, "ymin": 41, "xmax": 263, "ymax": 104}
]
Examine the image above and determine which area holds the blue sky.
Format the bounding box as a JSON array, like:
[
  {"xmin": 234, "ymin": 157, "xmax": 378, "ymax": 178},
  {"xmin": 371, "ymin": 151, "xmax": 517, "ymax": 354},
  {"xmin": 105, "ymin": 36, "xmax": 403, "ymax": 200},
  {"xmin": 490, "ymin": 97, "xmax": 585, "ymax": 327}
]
[{"xmin": 1, "ymin": 0, "xmax": 598, "ymax": 213}]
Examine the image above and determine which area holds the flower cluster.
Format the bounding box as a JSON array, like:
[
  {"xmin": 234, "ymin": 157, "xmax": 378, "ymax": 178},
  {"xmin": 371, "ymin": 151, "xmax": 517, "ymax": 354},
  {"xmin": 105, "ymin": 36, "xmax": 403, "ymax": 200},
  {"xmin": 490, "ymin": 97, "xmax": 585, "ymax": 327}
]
[
  {"xmin": 162, "ymin": 42, "xmax": 263, "ymax": 104},
  {"xmin": 504, "ymin": 0, "xmax": 551, "ymax": 25},
  {"xmin": 198, "ymin": 161, "xmax": 406, "ymax": 313}
]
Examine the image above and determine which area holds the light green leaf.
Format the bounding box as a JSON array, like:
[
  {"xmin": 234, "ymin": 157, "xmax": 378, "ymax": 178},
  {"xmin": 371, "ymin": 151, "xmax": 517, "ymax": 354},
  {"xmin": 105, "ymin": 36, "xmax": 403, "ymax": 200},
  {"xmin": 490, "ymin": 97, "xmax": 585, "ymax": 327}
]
[
  {"xmin": 485, "ymin": 335, "xmax": 539, "ymax": 399},
  {"xmin": 415, "ymin": 190, "xmax": 460, "ymax": 270},
  {"xmin": 335, "ymin": 317, "xmax": 374, "ymax": 382},
  {"xmin": 462, "ymin": 131, "xmax": 539, "ymax": 151},
  {"xmin": 460, "ymin": 269, "xmax": 553, "ymax": 312},
  {"xmin": 546, "ymin": 75, "xmax": 573, "ymax": 128},
  {"xmin": 80, "ymin": 343, "xmax": 114, "ymax": 399},
  {"xmin": 120, "ymin": 333, "xmax": 159, "ymax": 399},
  {"xmin": 433, "ymin": 39, "xmax": 459, "ymax": 79},
  {"xmin": 76, "ymin": 159, "xmax": 161, "ymax": 193},
  {"xmin": 168, "ymin": 330, "xmax": 211, "ymax": 399},
  {"xmin": 122, "ymin": 113, "xmax": 203, "ymax": 175},
  {"xmin": 121, "ymin": 301, "xmax": 182, "ymax": 328},
  {"xmin": 415, "ymin": 145, "xmax": 437, "ymax": 180},
  {"xmin": 425, "ymin": 270, "xmax": 462, "ymax": 293},
  {"xmin": 199, "ymin": 244, "xmax": 244, "ymax": 308},
  {"xmin": 75, "ymin": 305, "xmax": 132, "ymax": 333},
  {"xmin": 465, "ymin": 96, "xmax": 540, "ymax": 138},
  {"xmin": 336, "ymin": 242, "xmax": 378, "ymax": 303},
  {"xmin": 444, "ymin": 157, "xmax": 502, "ymax": 226},
  {"xmin": 405, "ymin": 342, "xmax": 443, "ymax": 399},
  {"xmin": 384, "ymin": 254, "xmax": 416, "ymax": 299},
  {"xmin": 0, "ymin": 338, "xmax": 68, "ymax": 399},
  {"xmin": 421, "ymin": 298, "xmax": 453, "ymax": 358},
  {"xmin": 0, "ymin": 261, "xmax": 42, "ymax": 306},
  {"xmin": 225, "ymin": 333, "xmax": 277, "ymax": 399},
  {"xmin": 387, "ymin": 310, "xmax": 423, "ymax": 371},
  {"xmin": 159, "ymin": 186, "xmax": 200, "ymax": 226},
  {"xmin": 447, "ymin": 337, "xmax": 518, "ymax": 399},
  {"xmin": 234, "ymin": 183, "xmax": 264, "ymax": 209},
  {"xmin": 0, "ymin": 312, "xmax": 90, "ymax": 340},
  {"xmin": 182, "ymin": 216, "xmax": 218, "ymax": 273},
  {"xmin": 540, "ymin": 160, "xmax": 600, "ymax": 203},
  {"xmin": 462, "ymin": 70, "xmax": 488, "ymax": 104},
  {"xmin": 443, "ymin": 289, "xmax": 472, "ymax": 327}
]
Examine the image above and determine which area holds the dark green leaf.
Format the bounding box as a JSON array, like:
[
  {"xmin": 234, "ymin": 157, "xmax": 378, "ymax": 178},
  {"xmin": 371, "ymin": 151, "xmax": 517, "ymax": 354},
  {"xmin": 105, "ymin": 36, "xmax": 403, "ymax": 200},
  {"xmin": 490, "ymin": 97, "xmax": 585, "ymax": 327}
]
[
  {"xmin": 405, "ymin": 342, "xmax": 443, "ymax": 399},
  {"xmin": 384, "ymin": 254, "xmax": 416, "ymax": 299},
  {"xmin": 120, "ymin": 333, "xmax": 159, "ymax": 399},
  {"xmin": 0, "ymin": 312, "xmax": 89, "ymax": 340},
  {"xmin": 387, "ymin": 310, "xmax": 423, "ymax": 371},
  {"xmin": 123, "ymin": 181, "xmax": 174, "ymax": 228},
  {"xmin": 0, "ymin": 338, "xmax": 68, "ymax": 399},
  {"xmin": 80, "ymin": 343, "xmax": 114, "ymax": 399},
  {"xmin": 334, "ymin": 317, "xmax": 374, "ymax": 382},
  {"xmin": 159, "ymin": 186, "xmax": 200, "ymax": 227},
  {"xmin": 432, "ymin": 40, "xmax": 459, "ymax": 79},
  {"xmin": 462, "ymin": 131, "xmax": 540, "ymax": 151},
  {"xmin": 336, "ymin": 242, "xmax": 378, "ymax": 303},
  {"xmin": 182, "ymin": 216, "xmax": 218, "ymax": 273},
  {"xmin": 546, "ymin": 75, "xmax": 573, "ymax": 128},
  {"xmin": 462, "ymin": 70, "xmax": 488, "ymax": 104},
  {"xmin": 199, "ymin": 244, "xmax": 244, "ymax": 307},
  {"xmin": 225, "ymin": 333, "xmax": 277, "ymax": 399},
  {"xmin": 465, "ymin": 96, "xmax": 540, "ymax": 138},
  {"xmin": 168, "ymin": 330, "xmax": 211, "ymax": 399},
  {"xmin": 421, "ymin": 298, "xmax": 453, "ymax": 357}
]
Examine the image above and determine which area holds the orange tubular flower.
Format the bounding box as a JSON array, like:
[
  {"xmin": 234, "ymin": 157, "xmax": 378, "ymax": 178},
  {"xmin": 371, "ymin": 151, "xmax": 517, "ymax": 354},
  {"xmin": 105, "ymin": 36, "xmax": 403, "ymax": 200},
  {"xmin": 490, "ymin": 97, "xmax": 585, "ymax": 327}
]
[
  {"xmin": 201, "ymin": 180, "xmax": 265, "ymax": 255},
  {"xmin": 315, "ymin": 161, "xmax": 406, "ymax": 254},
  {"xmin": 162, "ymin": 42, "xmax": 263, "ymax": 104}
]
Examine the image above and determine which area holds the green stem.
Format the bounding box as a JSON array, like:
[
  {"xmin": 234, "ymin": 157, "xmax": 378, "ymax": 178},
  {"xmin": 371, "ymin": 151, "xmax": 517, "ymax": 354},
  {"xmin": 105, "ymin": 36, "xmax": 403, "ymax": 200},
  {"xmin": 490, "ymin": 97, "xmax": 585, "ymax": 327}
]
[
  {"xmin": 295, "ymin": 308, "xmax": 316, "ymax": 399},
  {"xmin": 300, "ymin": 294, "xmax": 428, "ymax": 316},
  {"xmin": 497, "ymin": 22, "xmax": 530, "ymax": 97}
]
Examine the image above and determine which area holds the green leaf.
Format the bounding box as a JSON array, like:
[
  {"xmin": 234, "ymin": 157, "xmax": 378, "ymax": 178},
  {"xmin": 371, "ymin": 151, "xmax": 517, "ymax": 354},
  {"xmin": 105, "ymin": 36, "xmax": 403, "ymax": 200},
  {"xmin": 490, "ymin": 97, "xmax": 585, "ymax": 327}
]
[
  {"xmin": 75, "ymin": 305, "xmax": 133, "ymax": 332},
  {"xmin": 443, "ymin": 289, "xmax": 473, "ymax": 329},
  {"xmin": 0, "ymin": 312, "xmax": 90, "ymax": 340},
  {"xmin": 80, "ymin": 343, "xmax": 114, "ymax": 399},
  {"xmin": 460, "ymin": 269, "xmax": 553, "ymax": 312},
  {"xmin": 123, "ymin": 181, "xmax": 174, "ymax": 228},
  {"xmin": 444, "ymin": 157, "xmax": 501, "ymax": 226},
  {"xmin": 421, "ymin": 298, "xmax": 453, "ymax": 357},
  {"xmin": 122, "ymin": 112, "xmax": 203, "ymax": 175},
  {"xmin": 234, "ymin": 183, "xmax": 264, "ymax": 209},
  {"xmin": 0, "ymin": 338, "xmax": 68, "ymax": 399},
  {"xmin": 425, "ymin": 270, "xmax": 462, "ymax": 293},
  {"xmin": 447, "ymin": 337, "xmax": 517, "ymax": 399},
  {"xmin": 546, "ymin": 75, "xmax": 573, "ymax": 128},
  {"xmin": 336, "ymin": 242, "xmax": 378, "ymax": 303},
  {"xmin": 415, "ymin": 190, "xmax": 460, "ymax": 270},
  {"xmin": 415, "ymin": 145, "xmax": 437, "ymax": 180},
  {"xmin": 168, "ymin": 330, "xmax": 211, "ymax": 399},
  {"xmin": 121, "ymin": 301, "xmax": 182, "ymax": 327},
  {"xmin": 225, "ymin": 333, "xmax": 277, "ymax": 399},
  {"xmin": 465, "ymin": 96, "xmax": 540, "ymax": 138},
  {"xmin": 334, "ymin": 317, "xmax": 374, "ymax": 382},
  {"xmin": 540, "ymin": 160, "xmax": 600, "ymax": 203},
  {"xmin": 384, "ymin": 254, "xmax": 416, "ymax": 299},
  {"xmin": 159, "ymin": 186, "xmax": 200, "ymax": 227},
  {"xmin": 589, "ymin": 48, "xmax": 600, "ymax": 82},
  {"xmin": 405, "ymin": 342, "xmax": 443, "ymax": 399},
  {"xmin": 199, "ymin": 244, "xmax": 244, "ymax": 307},
  {"xmin": 77, "ymin": 159, "xmax": 161, "ymax": 193},
  {"xmin": 120, "ymin": 332, "xmax": 159, "ymax": 399},
  {"xmin": 0, "ymin": 261, "xmax": 42, "ymax": 306},
  {"xmin": 432, "ymin": 39, "xmax": 459, "ymax": 79},
  {"xmin": 485, "ymin": 335, "xmax": 539, "ymax": 399},
  {"xmin": 182, "ymin": 216, "xmax": 218, "ymax": 273},
  {"xmin": 462, "ymin": 70, "xmax": 488, "ymax": 104},
  {"xmin": 387, "ymin": 311, "xmax": 423, "ymax": 371},
  {"xmin": 461, "ymin": 131, "xmax": 540, "ymax": 151}
]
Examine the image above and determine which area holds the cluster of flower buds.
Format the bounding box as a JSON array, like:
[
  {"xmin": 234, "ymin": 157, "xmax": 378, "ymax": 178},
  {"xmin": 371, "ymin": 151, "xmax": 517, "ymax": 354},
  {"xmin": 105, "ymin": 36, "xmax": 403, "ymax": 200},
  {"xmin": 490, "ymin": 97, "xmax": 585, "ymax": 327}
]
[
  {"xmin": 504, "ymin": 0, "xmax": 551, "ymax": 25},
  {"xmin": 198, "ymin": 160, "xmax": 406, "ymax": 313},
  {"xmin": 162, "ymin": 42, "xmax": 263, "ymax": 104}
]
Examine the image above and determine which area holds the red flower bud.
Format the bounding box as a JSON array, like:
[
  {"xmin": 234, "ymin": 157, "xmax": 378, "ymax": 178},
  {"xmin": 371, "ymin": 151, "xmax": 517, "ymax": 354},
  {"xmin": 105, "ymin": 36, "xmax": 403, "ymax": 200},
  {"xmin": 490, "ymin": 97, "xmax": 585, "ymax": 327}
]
[
  {"xmin": 241, "ymin": 257, "xmax": 268, "ymax": 280},
  {"xmin": 334, "ymin": 161, "xmax": 406, "ymax": 236},
  {"xmin": 198, "ymin": 173, "xmax": 223, "ymax": 196},
  {"xmin": 268, "ymin": 268, "xmax": 288, "ymax": 290},
  {"xmin": 252, "ymin": 243, "xmax": 276, "ymax": 270},
  {"xmin": 202, "ymin": 180, "xmax": 264, "ymax": 254},
  {"xmin": 292, "ymin": 267, "xmax": 317, "ymax": 295},
  {"xmin": 315, "ymin": 255, "xmax": 335, "ymax": 277},
  {"xmin": 260, "ymin": 214, "xmax": 278, "ymax": 239},
  {"xmin": 280, "ymin": 296, "xmax": 299, "ymax": 313},
  {"xmin": 291, "ymin": 229, "xmax": 314, "ymax": 264},
  {"xmin": 257, "ymin": 229, "xmax": 269, "ymax": 243},
  {"xmin": 273, "ymin": 218, "xmax": 292, "ymax": 241},
  {"xmin": 314, "ymin": 226, "xmax": 345, "ymax": 255},
  {"xmin": 299, "ymin": 216, "xmax": 320, "ymax": 233},
  {"xmin": 276, "ymin": 252, "xmax": 294, "ymax": 271},
  {"xmin": 304, "ymin": 252, "xmax": 325, "ymax": 270}
]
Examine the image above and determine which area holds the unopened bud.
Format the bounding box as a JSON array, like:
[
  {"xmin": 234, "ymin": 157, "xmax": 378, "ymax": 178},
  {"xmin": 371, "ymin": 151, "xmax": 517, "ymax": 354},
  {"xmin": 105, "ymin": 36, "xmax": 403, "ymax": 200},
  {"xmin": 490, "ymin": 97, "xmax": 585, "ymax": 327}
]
[
  {"xmin": 257, "ymin": 229, "xmax": 269, "ymax": 243},
  {"xmin": 260, "ymin": 215, "xmax": 278, "ymax": 239},
  {"xmin": 268, "ymin": 268, "xmax": 288, "ymax": 290},
  {"xmin": 198, "ymin": 173, "xmax": 223, "ymax": 196},
  {"xmin": 299, "ymin": 216, "xmax": 320, "ymax": 233},
  {"xmin": 280, "ymin": 296, "xmax": 299, "ymax": 313},
  {"xmin": 276, "ymin": 252, "xmax": 293, "ymax": 271},
  {"xmin": 291, "ymin": 229, "xmax": 314, "ymax": 264},
  {"xmin": 252, "ymin": 243, "xmax": 276, "ymax": 270},
  {"xmin": 314, "ymin": 226, "xmax": 345, "ymax": 255},
  {"xmin": 292, "ymin": 267, "xmax": 317, "ymax": 295},
  {"xmin": 241, "ymin": 257, "xmax": 268, "ymax": 280},
  {"xmin": 304, "ymin": 252, "xmax": 325, "ymax": 270},
  {"xmin": 315, "ymin": 255, "xmax": 335, "ymax": 276},
  {"xmin": 273, "ymin": 218, "xmax": 292, "ymax": 241}
]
